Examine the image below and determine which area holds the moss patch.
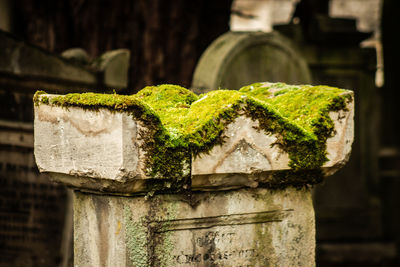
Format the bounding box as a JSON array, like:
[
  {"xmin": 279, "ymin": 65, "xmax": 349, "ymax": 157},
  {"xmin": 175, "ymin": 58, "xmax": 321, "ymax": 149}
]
[
  {"xmin": 137, "ymin": 84, "xmax": 198, "ymax": 139},
  {"xmin": 34, "ymin": 82, "xmax": 352, "ymax": 189}
]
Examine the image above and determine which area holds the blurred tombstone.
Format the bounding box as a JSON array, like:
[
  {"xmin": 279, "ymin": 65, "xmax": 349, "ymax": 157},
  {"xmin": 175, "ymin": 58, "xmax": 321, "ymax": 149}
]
[
  {"xmin": 191, "ymin": 31, "xmax": 311, "ymax": 93},
  {"xmin": 0, "ymin": 30, "xmax": 130, "ymax": 267}
]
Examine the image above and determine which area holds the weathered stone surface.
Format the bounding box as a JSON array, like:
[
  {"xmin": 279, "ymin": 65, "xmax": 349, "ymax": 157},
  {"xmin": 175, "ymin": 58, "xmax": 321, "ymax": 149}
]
[
  {"xmin": 192, "ymin": 116, "xmax": 290, "ymax": 176},
  {"xmin": 34, "ymin": 103, "xmax": 150, "ymax": 193},
  {"xmin": 73, "ymin": 187, "xmax": 315, "ymax": 267},
  {"xmin": 324, "ymin": 99, "xmax": 355, "ymax": 175}
]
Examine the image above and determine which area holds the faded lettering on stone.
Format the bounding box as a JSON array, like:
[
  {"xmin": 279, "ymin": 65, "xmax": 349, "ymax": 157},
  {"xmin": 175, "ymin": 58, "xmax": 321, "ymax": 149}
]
[
  {"xmin": 152, "ymin": 210, "xmax": 290, "ymax": 265},
  {"xmin": 174, "ymin": 249, "xmax": 257, "ymax": 264},
  {"xmin": 195, "ymin": 231, "xmax": 235, "ymax": 247},
  {"xmin": 170, "ymin": 230, "xmax": 259, "ymax": 265}
]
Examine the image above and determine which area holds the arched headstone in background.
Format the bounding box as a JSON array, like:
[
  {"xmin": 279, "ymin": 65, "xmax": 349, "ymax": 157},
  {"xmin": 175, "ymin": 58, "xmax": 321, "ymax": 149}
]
[{"xmin": 191, "ymin": 31, "xmax": 311, "ymax": 93}]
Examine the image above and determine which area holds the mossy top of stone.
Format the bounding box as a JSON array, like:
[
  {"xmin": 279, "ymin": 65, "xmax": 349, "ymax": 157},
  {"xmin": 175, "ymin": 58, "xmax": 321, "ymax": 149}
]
[{"xmin": 34, "ymin": 82, "xmax": 352, "ymax": 188}]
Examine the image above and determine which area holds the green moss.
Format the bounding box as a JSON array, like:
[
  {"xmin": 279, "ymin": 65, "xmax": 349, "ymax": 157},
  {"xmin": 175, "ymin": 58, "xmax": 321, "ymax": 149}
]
[
  {"xmin": 33, "ymin": 90, "xmax": 47, "ymax": 106},
  {"xmin": 238, "ymin": 82, "xmax": 267, "ymax": 96},
  {"xmin": 34, "ymin": 82, "xmax": 352, "ymax": 189},
  {"xmin": 179, "ymin": 90, "xmax": 245, "ymax": 154},
  {"xmin": 258, "ymin": 85, "xmax": 348, "ymax": 135},
  {"xmin": 137, "ymin": 84, "xmax": 198, "ymax": 138}
]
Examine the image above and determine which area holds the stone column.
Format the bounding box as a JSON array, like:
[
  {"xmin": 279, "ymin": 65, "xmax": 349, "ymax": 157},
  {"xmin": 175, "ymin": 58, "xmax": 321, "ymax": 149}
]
[{"xmin": 34, "ymin": 82, "xmax": 354, "ymax": 267}]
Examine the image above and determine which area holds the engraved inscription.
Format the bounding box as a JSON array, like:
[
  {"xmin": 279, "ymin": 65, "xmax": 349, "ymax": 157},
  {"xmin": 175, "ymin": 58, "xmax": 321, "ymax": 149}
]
[
  {"xmin": 153, "ymin": 210, "xmax": 292, "ymax": 266},
  {"xmin": 173, "ymin": 248, "xmax": 258, "ymax": 265},
  {"xmin": 166, "ymin": 229, "xmax": 266, "ymax": 266},
  {"xmin": 195, "ymin": 231, "xmax": 236, "ymax": 247}
]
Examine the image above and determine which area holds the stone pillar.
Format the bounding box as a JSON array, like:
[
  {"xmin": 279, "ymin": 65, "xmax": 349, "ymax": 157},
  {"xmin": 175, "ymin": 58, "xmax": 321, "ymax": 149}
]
[{"xmin": 34, "ymin": 82, "xmax": 354, "ymax": 266}]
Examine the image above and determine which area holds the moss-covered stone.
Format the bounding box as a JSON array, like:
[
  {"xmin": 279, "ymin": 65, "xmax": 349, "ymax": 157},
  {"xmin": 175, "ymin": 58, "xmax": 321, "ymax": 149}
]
[{"xmin": 34, "ymin": 82, "xmax": 352, "ymax": 189}]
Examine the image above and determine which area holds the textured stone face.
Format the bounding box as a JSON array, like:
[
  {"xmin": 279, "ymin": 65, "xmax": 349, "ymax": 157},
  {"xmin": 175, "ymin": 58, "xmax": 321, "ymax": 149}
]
[
  {"xmin": 192, "ymin": 116, "xmax": 290, "ymax": 175},
  {"xmin": 73, "ymin": 187, "xmax": 315, "ymax": 267},
  {"xmin": 324, "ymin": 100, "xmax": 355, "ymax": 175},
  {"xmin": 34, "ymin": 104, "xmax": 150, "ymax": 193}
]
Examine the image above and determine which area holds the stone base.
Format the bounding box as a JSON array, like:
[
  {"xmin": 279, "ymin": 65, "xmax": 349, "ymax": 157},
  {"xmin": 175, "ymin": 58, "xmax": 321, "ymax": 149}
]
[{"xmin": 73, "ymin": 187, "xmax": 315, "ymax": 267}]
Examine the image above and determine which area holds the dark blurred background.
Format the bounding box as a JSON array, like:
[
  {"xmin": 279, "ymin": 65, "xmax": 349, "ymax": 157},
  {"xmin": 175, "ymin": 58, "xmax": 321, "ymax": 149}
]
[{"xmin": 0, "ymin": 0, "xmax": 399, "ymax": 266}]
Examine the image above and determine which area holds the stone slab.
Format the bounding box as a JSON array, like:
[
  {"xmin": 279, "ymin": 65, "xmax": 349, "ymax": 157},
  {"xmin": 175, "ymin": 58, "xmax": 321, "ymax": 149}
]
[{"xmin": 34, "ymin": 88, "xmax": 354, "ymax": 193}]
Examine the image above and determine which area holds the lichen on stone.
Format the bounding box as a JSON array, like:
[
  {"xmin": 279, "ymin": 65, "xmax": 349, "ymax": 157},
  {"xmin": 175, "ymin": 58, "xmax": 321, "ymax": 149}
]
[
  {"xmin": 153, "ymin": 201, "xmax": 178, "ymax": 266},
  {"xmin": 34, "ymin": 82, "xmax": 352, "ymax": 189},
  {"xmin": 124, "ymin": 206, "xmax": 149, "ymax": 267}
]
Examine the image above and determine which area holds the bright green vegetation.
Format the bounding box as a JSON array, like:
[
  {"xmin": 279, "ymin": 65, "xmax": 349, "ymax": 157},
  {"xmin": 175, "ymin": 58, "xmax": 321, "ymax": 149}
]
[
  {"xmin": 239, "ymin": 82, "xmax": 350, "ymax": 135},
  {"xmin": 34, "ymin": 82, "xmax": 352, "ymax": 189}
]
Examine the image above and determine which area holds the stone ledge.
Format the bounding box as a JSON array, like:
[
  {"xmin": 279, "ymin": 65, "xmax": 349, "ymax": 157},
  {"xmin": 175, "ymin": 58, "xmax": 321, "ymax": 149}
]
[{"xmin": 33, "ymin": 82, "xmax": 354, "ymax": 194}]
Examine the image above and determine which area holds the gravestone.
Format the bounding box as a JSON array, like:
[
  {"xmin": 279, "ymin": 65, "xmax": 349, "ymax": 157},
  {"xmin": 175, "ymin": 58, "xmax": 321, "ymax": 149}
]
[
  {"xmin": 34, "ymin": 82, "xmax": 354, "ymax": 266},
  {"xmin": 191, "ymin": 31, "xmax": 311, "ymax": 93}
]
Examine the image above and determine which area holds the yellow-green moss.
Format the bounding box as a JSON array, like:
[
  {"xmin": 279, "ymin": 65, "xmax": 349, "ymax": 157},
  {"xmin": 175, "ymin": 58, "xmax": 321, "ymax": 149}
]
[
  {"xmin": 137, "ymin": 84, "xmax": 198, "ymax": 137},
  {"xmin": 34, "ymin": 82, "xmax": 352, "ymax": 189},
  {"xmin": 243, "ymin": 83, "xmax": 349, "ymax": 135},
  {"xmin": 33, "ymin": 90, "xmax": 47, "ymax": 105}
]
